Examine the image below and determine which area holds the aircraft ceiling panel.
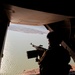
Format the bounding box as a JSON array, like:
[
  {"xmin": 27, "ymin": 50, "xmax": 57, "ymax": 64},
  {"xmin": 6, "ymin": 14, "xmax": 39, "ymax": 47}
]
[{"xmin": 10, "ymin": 5, "xmax": 72, "ymax": 26}]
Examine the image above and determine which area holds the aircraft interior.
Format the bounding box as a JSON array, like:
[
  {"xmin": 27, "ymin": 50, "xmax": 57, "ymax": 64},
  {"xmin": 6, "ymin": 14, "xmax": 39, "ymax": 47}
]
[{"xmin": 0, "ymin": 1, "xmax": 75, "ymax": 75}]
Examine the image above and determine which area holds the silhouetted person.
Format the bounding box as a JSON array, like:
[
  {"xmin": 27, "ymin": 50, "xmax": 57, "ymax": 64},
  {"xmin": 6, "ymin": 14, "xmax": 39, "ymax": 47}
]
[{"xmin": 39, "ymin": 31, "xmax": 71, "ymax": 75}]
